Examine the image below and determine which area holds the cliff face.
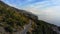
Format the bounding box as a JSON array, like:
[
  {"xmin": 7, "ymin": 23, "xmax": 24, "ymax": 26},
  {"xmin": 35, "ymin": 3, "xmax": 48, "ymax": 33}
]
[{"xmin": 0, "ymin": 1, "xmax": 60, "ymax": 34}]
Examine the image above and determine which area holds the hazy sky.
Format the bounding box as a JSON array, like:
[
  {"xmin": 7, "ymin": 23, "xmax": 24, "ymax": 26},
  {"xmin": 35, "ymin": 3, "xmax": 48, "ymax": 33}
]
[{"xmin": 1, "ymin": 0, "xmax": 60, "ymax": 26}]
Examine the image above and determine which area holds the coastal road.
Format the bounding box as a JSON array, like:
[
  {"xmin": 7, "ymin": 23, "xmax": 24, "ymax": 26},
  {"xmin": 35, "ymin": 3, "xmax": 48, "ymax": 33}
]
[{"xmin": 20, "ymin": 20, "xmax": 32, "ymax": 34}]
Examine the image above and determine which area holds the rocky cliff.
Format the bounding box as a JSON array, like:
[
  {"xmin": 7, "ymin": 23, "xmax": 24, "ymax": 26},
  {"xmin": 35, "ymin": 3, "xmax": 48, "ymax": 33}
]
[{"xmin": 0, "ymin": 1, "xmax": 60, "ymax": 34}]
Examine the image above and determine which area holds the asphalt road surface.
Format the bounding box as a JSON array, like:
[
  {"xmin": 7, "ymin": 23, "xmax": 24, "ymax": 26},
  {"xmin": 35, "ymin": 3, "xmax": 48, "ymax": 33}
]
[{"xmin": 20, "ymin": 20, "xmax": 32, "ymax": 34}]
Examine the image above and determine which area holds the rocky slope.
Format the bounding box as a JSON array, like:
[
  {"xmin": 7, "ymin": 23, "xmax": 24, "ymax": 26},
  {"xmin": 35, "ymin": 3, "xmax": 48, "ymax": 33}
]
[{"xmin": 0, "ymin": 1, "xmax": 60, "ymax": 34}]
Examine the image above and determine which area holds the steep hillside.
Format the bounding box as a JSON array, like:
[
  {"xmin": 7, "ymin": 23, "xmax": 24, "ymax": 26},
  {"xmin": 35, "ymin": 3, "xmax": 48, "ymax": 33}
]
[
  {"xmin": 0, "ymin": 1, "xmax": 38, "ymax": 34},
  {"xmin": 0, "ymin": 1, "xmax": 60, "ymax": 34},
  {"xmin": 27, "ymin": 20, "xmax": 59, "ymax": 34}
]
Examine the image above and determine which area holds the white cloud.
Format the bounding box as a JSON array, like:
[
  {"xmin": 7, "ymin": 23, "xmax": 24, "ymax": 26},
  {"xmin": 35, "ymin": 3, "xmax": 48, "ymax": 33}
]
[
  {"xmin": 23, "ymin": 0, "xmax": 60, "ymax": 26},
  {"xmin": 27, "ymin": 0, "xmax": 34, "ymax": 2},
  {"xmin": 2, "ymin": 0, "xmax": 60, "ymax": 26}
]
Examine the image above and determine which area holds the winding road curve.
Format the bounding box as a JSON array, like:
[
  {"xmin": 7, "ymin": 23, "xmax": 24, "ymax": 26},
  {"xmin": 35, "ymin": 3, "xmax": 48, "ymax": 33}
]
[{"xmin": 20, "ymin": 20, "xmax": 32, "ymax": 34}]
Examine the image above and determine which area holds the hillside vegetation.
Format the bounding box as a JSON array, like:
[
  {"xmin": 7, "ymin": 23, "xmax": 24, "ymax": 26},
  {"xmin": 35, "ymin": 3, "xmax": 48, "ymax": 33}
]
[
  {"xmin": 0, "ymin": 1, "xmax": 59, "ymax": 34},
  {"xmin": 0, "ymin": 1, "xmax": 33, "ymax": 33}
]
